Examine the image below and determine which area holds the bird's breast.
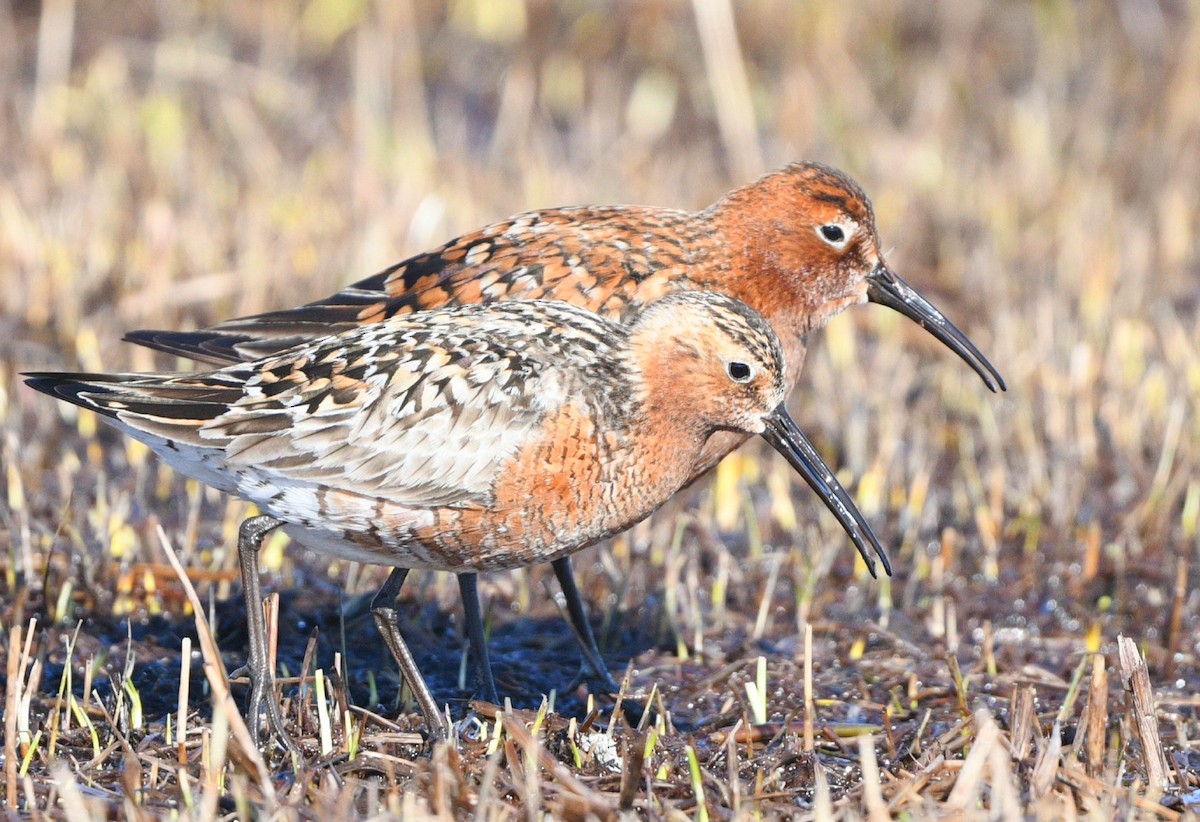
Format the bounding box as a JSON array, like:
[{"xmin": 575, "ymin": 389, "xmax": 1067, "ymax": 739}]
[{"xmin": 385, "ymin": 400, "xmax": 693, "ymax": 571}]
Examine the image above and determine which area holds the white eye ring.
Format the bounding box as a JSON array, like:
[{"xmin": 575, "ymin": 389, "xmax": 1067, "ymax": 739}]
[
  {"xmin": 726, "ymin": 361, "xmax": 754, "ymax": 383},
  {"xmin": 816, "ymin": 222, "xmax": 853, "ymax": 249}
]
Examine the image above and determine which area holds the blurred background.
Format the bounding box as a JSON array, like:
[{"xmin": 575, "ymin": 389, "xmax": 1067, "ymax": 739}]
[{"xmin": 1, "ymin": 0, "xmax": 1198, "ymax": 733}]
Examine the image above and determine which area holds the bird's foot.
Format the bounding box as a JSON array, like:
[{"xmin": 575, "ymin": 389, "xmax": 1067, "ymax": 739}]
[{"xmin": 245, "ymin": 666, "xmax": 301, "ymax": 756}]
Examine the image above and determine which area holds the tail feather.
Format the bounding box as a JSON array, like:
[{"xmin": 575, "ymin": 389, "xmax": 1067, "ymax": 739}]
[
  {"xmin": 25, "ymin": 372, "xmax": 254, "ymax": 496},
  {"xmin": 123, "ymin": 265, "xmax": 398, "ymax": 364},
  {"xmin": 124, "ymin": 287, "xmax": 393, "ymax": 364},
  {"xmin": 120, "ymin": 329, "xmax": 259, "ymax": 364},
  {"xmin": 25, "ymin": 373, "xmax": 139, "ymax": 419},
  {"xmin": 123, "ymin": 321, "xmax": 365, "ymax": 364},
  {"xmin": 23, "ymin": 372, "xmax": 238, "ymax": 425}
]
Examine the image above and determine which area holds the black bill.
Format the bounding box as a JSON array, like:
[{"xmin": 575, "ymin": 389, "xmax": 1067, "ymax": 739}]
[
  {"xmin": 761, "ymin": 406, "xmax": 892, "ymax": 578},
  {"xmin": 867, "ymin": 265, "xmax": 1006, "ymax": 393}
]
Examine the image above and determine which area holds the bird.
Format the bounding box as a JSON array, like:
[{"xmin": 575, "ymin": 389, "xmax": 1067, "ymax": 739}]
[
  {"xmin": 123, "ymin": 161, "xmax": 1006, "ymax": 733},
  {"xmin": 27, "ymin": 291, "xmax": 882, "ymax": 746}
]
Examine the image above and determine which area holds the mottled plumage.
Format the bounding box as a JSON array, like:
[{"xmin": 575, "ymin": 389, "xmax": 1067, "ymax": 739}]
[
  {"xmin": 29, "ymin": 292, "xmax": 877, "ymax": 742},
  {"xmin": 35, "ymin": 299, "xmax": 675, "ymax": 565},
  {"xmin": 126, "ymin": 163, "xmax": 1003, "ymax": 399},
  {"xmin": 40, "ymin": 161, "xmax": 1006, "ymax": 748},
  {"xmin": 112, "ymin": 161, "xmax": 1006, "ymax": 748}
]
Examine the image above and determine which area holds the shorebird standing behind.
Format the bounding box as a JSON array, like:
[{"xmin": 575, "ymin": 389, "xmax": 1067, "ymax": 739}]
[
  {"xmin": 27, "ymin": 291, "xmax": 879, "ymax": 745},
  {"xmin": 122, "ymin": 161, "xmax": 1006, "ymax": 743}
]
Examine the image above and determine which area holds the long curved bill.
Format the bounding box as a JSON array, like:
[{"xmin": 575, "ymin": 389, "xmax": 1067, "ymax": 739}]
[
  {"xmin": 867, "ymin": 265, "xmax": 1006, "ymax": 393},
  {"xmin": 761, "ymin": 406, "xmax": 892, "ymax": 578}
]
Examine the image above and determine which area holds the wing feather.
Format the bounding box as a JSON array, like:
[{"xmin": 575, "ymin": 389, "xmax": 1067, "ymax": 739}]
[
  {"xmin": 124, "ymin": 206, "xmax": 694, "ymax": 363},
  {"xmin": 32, "ymin": 301, "xmax": 624, "ymax": 518},
  {"xmin": 34, "ymin": 305, "xmax": 599, "ymax": 509}
]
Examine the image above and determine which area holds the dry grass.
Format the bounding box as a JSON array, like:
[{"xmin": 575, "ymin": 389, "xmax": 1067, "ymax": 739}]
[{"xmin": 2, "ymin": 0, "xmax": 1199, "ymax": 818}]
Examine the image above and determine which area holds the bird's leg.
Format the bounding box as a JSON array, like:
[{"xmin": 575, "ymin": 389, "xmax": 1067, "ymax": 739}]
[
  {"xmin": 234, "ymin": 514, "xmax": 299, "ymax": 754},
  {"xmin": 371, "ymin": 567, "xmax": 450, "ymax": 741},
  {"xmin": 457, "ymin": 573, "xmax": 500, "ymax": 704},
  {"xmin": 552, "ymin": 556, "xmax": 621, "ymax": 693},
  {"xmin": 553, "ymin": 557, "xmax": 647, "ymax": 727}
]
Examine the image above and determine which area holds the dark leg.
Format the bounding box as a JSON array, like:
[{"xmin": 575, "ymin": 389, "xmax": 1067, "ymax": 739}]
[
  {"xmin": 368, "ymin": 566, "xmax": 409, "ymax": 613},
  {"xmin": 234, "ymin": 514, "xmax": 299, "ymax": 754},
  {"xmin": 553, "ymin": 558, "xmax": 647, "ymax": 726},
  {"xmin": 370, "ymin": 567, "xmax": 450, "ymax": 741},
  {"xmin": 553, "ymin": 557, "xmax": 621, "ymax": 693},
  {"xmin": 457, "ymin": 573, "xmax": 500, "ymax": 704}
]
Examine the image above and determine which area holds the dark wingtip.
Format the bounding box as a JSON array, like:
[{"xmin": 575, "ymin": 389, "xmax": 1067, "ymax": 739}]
[
  {"xmin": 24, "ymin": 371, "xmax": 80, "ymax": 396},
  {"xmin": 123, "ymin": 328, "xmax": 243, "ymax": 364},
  {"xmin": 121, "ymin": 328, "xmax": 167, "ymax": 350},
  {"xmin": 23, "ymin": 373, "xmax": 66, "ymax": 397},
  {"xmin": 22, "ymin": 372, "xmax": 118, "ymax": 416}
]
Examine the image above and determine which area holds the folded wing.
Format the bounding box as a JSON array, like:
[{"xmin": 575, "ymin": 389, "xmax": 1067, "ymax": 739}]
[
  {"xmin": 30, "ymin": 307, "xmax": 581, "ymax": 509},
  {"xmin": 125, "ymin": 206, "xmax": 692, "ymax": 364}
]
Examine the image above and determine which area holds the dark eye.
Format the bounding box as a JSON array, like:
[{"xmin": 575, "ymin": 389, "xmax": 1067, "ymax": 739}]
[
  {"xmin": 820, "ymin": 224, "xmax": 845, "ymax": 243},
  {"xmin": 727, "ymin": 361, "xmax": 753, "ymax": 383}
]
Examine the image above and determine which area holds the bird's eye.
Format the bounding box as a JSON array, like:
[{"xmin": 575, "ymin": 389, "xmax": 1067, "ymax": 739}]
[
  {"xmin": 726, "ymin": 361, "xmax": 753, "ymax": 383},
  {"xmin": 819, "ymin": 224, "xmax": 846, "ymax": 244}
]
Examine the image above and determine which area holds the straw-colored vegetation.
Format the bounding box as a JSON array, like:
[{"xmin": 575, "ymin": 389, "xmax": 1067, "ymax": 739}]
[{"xmin": 2, "ymin": 1, "xmax": 1198, "ymax": 818}]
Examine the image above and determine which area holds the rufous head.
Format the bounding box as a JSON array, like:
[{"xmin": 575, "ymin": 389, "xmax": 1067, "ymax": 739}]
[
  {"xmin": 626, "ymin": 291, "xmax": 788, "ymax": 437},
  {"xmin": 710, "ymin": 162, "xmax": 1005, "ymax": 392},
  {"xmin": 624, "ymin": 291, "xmax": 892, "ymax": 577}
]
